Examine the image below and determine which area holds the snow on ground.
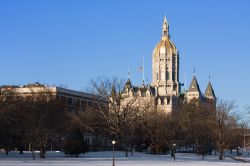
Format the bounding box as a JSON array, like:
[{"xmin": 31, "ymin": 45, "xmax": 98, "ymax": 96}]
[{"xmin": 0, "ymin": 151, "xmax": 248, "ymax": 166}]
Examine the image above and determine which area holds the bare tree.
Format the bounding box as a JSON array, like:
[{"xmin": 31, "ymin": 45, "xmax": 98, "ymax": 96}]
[
  {"xmin": 211, "ymin": 100, "xmax": 239, "ymax": 160},
  {"xmin": 178, "ymin": 100, "xmax": 215, "ymax": 159},
  {"xmin": 90, "ymin": 77, "xmax": 151, "ymax": 149},
  {"xmin": 143, "ymin": 110, "xmax": 171, "ymax": 154},
  {"xmin": 0, "ymin": 86, "xmax": 67, "ymax": 159}
]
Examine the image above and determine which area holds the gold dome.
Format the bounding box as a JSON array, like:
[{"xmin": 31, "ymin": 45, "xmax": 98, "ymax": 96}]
[
  {"xmin": 153, "ymin": 37, "xmax": 177, "ymax": 55},
  {"xmin": 153, "ymin": 16, "xmax": 177, "ymax": 56}
]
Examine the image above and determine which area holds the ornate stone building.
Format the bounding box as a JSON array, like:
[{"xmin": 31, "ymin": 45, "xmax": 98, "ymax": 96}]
[{"xmin": 123, "ymin": 16, "xmax": 216, "ymax": 113}]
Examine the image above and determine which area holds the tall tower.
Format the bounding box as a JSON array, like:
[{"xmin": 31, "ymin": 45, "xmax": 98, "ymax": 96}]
[{"xmin": 152, "ymin": 16, "xmax": 180, "ymax": 97}]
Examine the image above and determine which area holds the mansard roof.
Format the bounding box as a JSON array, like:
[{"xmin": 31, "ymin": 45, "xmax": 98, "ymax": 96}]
[{"xmin": 188, "ymin": 75, "xmax": 202, "ymax": 94}]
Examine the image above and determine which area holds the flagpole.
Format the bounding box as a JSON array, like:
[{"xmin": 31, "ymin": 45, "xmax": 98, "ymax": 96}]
[
  {"xmin": 143, "ymin": 56, "xmax": 145, "ymax": 83},
  {"xmin": 184, "ymin": 72, "xmax": 186, "ymax": 91}
]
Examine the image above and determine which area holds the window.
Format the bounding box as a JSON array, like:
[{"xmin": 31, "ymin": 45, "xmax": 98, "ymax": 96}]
[
  {"xmin": 75, "ymin": 99, "xmax": 80, "ymax": 107},
  {"xmin": 66, "ymin": 98, "xmax": 73, "ymax": 106},
  {"xmin": 172, "ymin": 71, "xmax": 175, "ymax": 81},
  {"xmin": 88, "ymin": 101, "xmax": 93, "ymax": 108},
  {"xmin": 167, "ymin": 98, "xmax": 170, "ymax": 105},
  {"xmin": 81, "ymin": 100, "xmax": 87, "ymax": 110},
  {"xmin": 161, "ymin": 99, "xmax": 164, "ymax": 105},
  {"xmin": 85, "ymin": 138, "xmax": 90, "ymax": 145},
  {"xmin": 60, "ymin": 96, "xmax": 66, "ymax": 104},
  {"xmin": 92, "ymin": 138, "xmax": 96, "ymax": 145}
]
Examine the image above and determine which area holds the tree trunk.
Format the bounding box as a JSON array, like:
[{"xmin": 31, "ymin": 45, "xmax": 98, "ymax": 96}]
[
  {"xmin": 5, "ymin": 147, "xmax": 8, "ymax": 155},
  {"xmin": 219, "ymin": 147, "xmax": 224, "ymax": 160},
  {"xmin": 31, "ymin": 146, "xmax": 35, "ymax": 160},
  {"xmin": 39, "ymin": 143, "xmax": 46, "ymax": 159}
]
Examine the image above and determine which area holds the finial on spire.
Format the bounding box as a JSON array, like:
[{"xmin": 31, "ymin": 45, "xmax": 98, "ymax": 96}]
[
  {"xmin": 193, "ymin": 68, "xmax": 196, "ymax": 76},
  {"xmin": 162, "ymin": 15, "xmax": 169, "ymax": 38},
  {"xmin": 209, "ymin": 74, "xmax": 211, "ymax": 81},
  {"xmin": 127, "ymin": 68, "xmax": 130, "ymax": 79},
  {"xmin": 164, "ymin": 15, "xmax": 167, "ymax": 24}
]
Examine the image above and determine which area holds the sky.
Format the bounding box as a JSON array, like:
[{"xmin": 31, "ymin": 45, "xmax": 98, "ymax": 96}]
[{"xmin": 0, "ymin": 0, "xmax": 249, "ymax": 112}]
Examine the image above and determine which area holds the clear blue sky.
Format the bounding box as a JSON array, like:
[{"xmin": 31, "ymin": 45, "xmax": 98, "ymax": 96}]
[{"xmin": 0, "ymin": 0, "xmax": 249, "ymax": 111}]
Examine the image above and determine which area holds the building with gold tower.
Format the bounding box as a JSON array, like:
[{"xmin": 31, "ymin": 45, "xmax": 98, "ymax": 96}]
[{"xmin": 123, "ymin": 16, "xmax": 216, "ymax": 113}]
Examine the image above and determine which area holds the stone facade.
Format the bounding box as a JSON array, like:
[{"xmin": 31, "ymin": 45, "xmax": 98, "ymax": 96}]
[{"xmin": 124, "ymin": 16, "xmax": 216, "ymax": 114}]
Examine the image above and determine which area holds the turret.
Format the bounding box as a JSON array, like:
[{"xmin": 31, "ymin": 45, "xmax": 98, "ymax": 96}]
[
  {"xmin": 204, "ymin": 81, "xmax": 216, "ymax": 101},
  {"xmin": 186, "ymin": 75, "xmax": 202, "ymax": 102}
]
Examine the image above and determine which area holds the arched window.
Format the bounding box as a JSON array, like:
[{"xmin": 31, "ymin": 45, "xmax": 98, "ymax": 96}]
[
  {"xmin": 166, "ymin": 71, "xmax": 169, "ymax": 80},
  {"xmin": 172, "ymin": 71, "xmax": 175, "ymax": 81}
]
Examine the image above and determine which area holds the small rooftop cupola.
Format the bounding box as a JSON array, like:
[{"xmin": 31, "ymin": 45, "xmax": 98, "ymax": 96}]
[
  {"xmin": 162, "ymin": 15, "xmax": 169, "ymax": 39},
  {"xmin": 205, "ymin": 80, "xmax": 216, "ymax": 100}
]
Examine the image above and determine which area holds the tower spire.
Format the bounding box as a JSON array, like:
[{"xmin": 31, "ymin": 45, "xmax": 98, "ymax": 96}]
[
  {"xmin": 127, "ymin": 68, "xmax": 130, "ymax": 79},
  {"xmin": 162, "ymin": 15, "xmax": 169, "ymax": 38}
]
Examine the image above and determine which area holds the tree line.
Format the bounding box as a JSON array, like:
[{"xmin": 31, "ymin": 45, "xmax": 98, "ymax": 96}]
[
  {"xmin": 0, "ymin": 78, "xmax": 248, "ymax": 160},
  {"xmin": 0, "ymin": 87, "xmax": 89, "ymax": 159},
  {"xmin": 89, "ymin": 77, "xmax": 248, "ymax": 160}
]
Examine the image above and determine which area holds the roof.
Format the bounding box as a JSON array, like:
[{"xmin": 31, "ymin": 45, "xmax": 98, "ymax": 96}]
[
  {"xmin": 153, "ymin": 16, "xmax": 177, "ymax": 56},
  {"xmin": 188, "ymin": 75, "xmax": 202, "ymax": 94},
  {"xmin": 125, "ymin": 78, "xmax": 132, "ymax": 87},
  {"xmin": 205, "ymin": 81, "xmax": 216, "ymax": 99},
  {"xmin": 126, "ymin": 84, "xmax": 156, "ymax": 96},
  {"xmin": 153, "ymin": 38, "xmax": 177, "ymax": 55}
]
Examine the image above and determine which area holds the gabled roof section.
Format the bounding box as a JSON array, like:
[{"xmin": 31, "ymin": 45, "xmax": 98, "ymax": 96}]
[
  {"xmin": 205, "ymin": 81, "xmax": 216, "ymax": 99},
  {"xmin": 188, "ymin": 75, "xmax": 202, "ymax": 94}
]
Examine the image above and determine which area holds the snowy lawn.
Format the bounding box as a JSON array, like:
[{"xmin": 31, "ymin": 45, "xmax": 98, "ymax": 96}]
[{"xmin": 0, "ymin": 151, "xmax": 248, "ymax": 166}]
